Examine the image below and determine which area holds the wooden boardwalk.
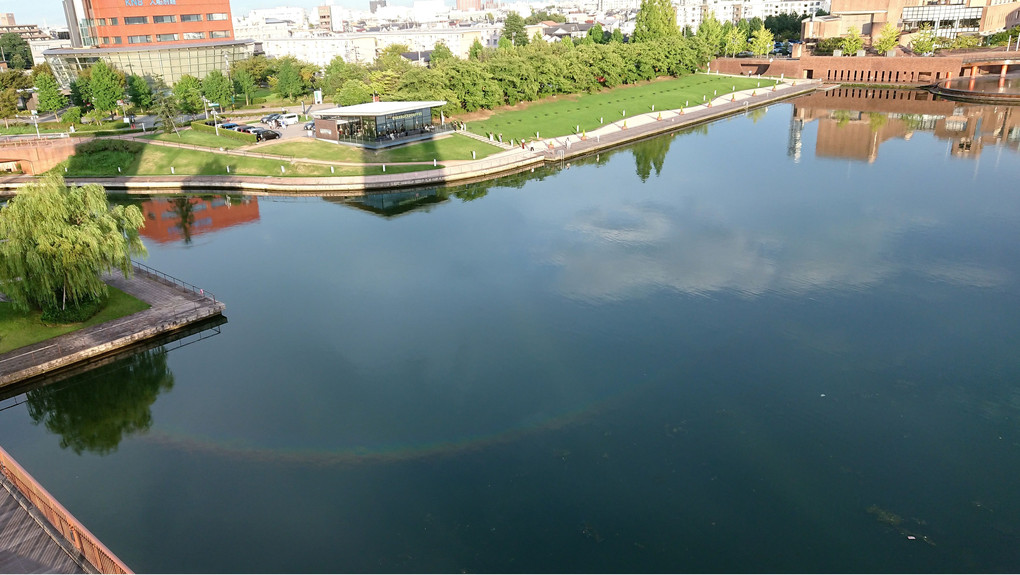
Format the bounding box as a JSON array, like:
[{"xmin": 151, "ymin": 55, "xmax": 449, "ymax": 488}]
[
  {"xmin": 0, "ymin": 483, "xmax": 87, "ymax": 574},
  {"xmin": 0, "ymin": 265, "xmax": 225, "ymax": 389}
]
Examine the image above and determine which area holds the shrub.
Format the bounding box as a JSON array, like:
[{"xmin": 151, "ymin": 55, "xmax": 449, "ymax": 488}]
[
  {"xmin": 41, "ymin": 295, "xmax": 105, "ymax": 324},
  {"xmin": 813, "ymin": 38, "xmax": 843, "ymax": 55},
  {"xmin": 61, "ymin": 106, "xmax": 82, "ymax": 124},
  {"xmin": 74, "ymin": 139, "xmax": 145, "ymax": 154}
]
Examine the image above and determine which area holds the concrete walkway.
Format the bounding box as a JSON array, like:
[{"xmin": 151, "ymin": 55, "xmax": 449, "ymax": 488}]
[{"xmin": 0, "ymin": 267, "xmax": 225, "ymax": 389}]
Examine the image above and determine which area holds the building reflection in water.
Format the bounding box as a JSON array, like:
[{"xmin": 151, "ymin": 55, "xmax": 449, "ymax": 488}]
[
  {"xmin": 791, "ymin": 87, "xmax": 1020, "ymax": 162},
  {"xmin": 140, "ymin": 195, "xmax": 261, "ymax": 244}
]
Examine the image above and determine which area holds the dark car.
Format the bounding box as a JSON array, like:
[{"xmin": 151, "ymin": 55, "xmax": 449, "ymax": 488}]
[
  {"xmin": 303, "ymin": 121, "xmax": 315, "ymax": 130},
  {"xmin": 259, "ymin": 130, "xmax": 281, "ymax": 141},
  {"xmin": 260, "ymin": 113, "xmax": 280, "ymax": 124},
  {"xmin": 218, "ymin": 122, "xmax": 238, "ymax": 130}
]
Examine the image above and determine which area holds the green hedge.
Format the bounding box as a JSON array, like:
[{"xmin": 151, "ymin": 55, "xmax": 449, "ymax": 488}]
[
  {"xmin": 42, "ymin": 295, "xmax": 105, "ymax": 324},
  {"xmin": 77, "ymin": 128, "xmax": 147, "ymax": 137},
  {"xmin": 190, "ymin": 121, "xmax": 258, "ymax": 144},
  {"xmin": 74, "ymin": 139, "xmax": 145, "ymax": 154}
]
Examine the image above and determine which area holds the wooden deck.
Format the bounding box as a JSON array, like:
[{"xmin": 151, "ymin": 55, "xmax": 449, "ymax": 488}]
[{"xmin": 0, "ymin": 483, "xmax": 87, "ymax": 574}]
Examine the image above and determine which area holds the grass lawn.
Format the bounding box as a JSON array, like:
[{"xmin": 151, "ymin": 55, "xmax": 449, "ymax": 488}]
[
  {"xmin": 61, "ymin": 142, "xmax": 440, "ymax": 177},
  {"xmin": 464, "ymin": 74, "xmax": 772, "ymax": 141},
  {"xmin": 141, "ymin": 129, "xmax": 249, "ymax": 150},
  {"xmin": 0, "ymin": 286, "xmax": 150, "ymax": 354},
  {"xmin": 259, "ymin": 134, "xmax": 502, "ymax": 163},
  {"xmin": 1, "ymin": 119, "xmax": 134, "ymax": 135}
]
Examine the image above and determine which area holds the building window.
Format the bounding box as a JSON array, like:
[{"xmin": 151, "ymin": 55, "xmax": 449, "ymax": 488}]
[
  {"xmin": 206, "ymin": 13, "xmax": 228, "ymax": 20},
  {"xmin": 181, "ymin": 14, "xmax": 202, "ymax": 22},
  {"xmin": 125, "ymin": 16, "xmax": 148, "ymax": 25},
  {"xmin": 109, "ymin": 17, "xmax": 118, "ymax": 25},
  {"xmin": 128, "ymin": 35, "xmax": 151, "ymax": 43},
  {"xmin": 183, "ymin": 31, "xmax": 205, "ymax": 39},
  {"xmin": 153, "ymin": 15, "xmax": 176, "ymax": 23},
  {"xmin": 96, "ymin": 18, "xmax": 106, "ymax": 25},
  {"xmin": 156, "ymin": 33, "xmax": 179, "ymax": 41},
  {"xmin": 113, "ymin": 36, "xmax": 122, "ymax": 44},
  {"xmin": 210, "ymin": 30, "xmax": 230, "ymax": 38},
  {"xmin": 101, "ymin": 36, "xmax": 110, "ymax": 44}
]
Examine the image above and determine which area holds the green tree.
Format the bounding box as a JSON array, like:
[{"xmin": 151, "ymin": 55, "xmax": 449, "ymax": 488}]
[
  {"xmin": 525, "ymin": 10, "xmax": 566, "ymax": 24},
  {"xmin": 611, "ymin": 28, "xmax": 625, "ymax": 43},
  {"xmin": 873, "ymin": 22, "xmax": 901, "ymax": 54},
  {"xmin": 749, "ymin": 24, "xmax": 775, "ymax": 57},
  {"xmin": 910, "ymin": 23, "xmax": 936, "ymax": 55},
  {"xmin": 439, "ymin": 59, "xmax": 503, "ymax": 111},
  {"xmin": 26, "ymin": 347, "xmax": 175, "ymax": 455},
  {"xmin": 69, "ymin": 73, "xmax": 92, "ymax": 110},
  {"xmin": 469, "ymin": 38, "xmax": 486, "ymax": 60},
  {"xmin": 0, "ymin": 174, "xmax": 146, "ymax": 313},
  {"xmin": 201, "ymin": 69, "xmax": 232, "ymax": 109},
  {"xmin": 431, "ymin": 41, "xmax": 455, "ymax": 64},
  {"xmin": 632, "ymin": 0, "xmax": 678, "ymax": 43},
  {"xmin": 172, "ymin": 75, "xmax": 203, "ymax": 114},
  {"xmin": 335, "ymin": 79, "xmax": 372, "ymax": 106},
  {"xmin": 0, "ymin": 87, "xmax": 17, "ymax": 128},
  {"xmin": 502, "ymin": 12, "xmax": 529, "ymax": 46},
  {"xmin": 89, "ymin": 60, "xmax": 124, "ymax": 118},
  {"xmin": 375, "ymin": 44, "xmax": 412, "ymax": 72},
  {"xmin": 61, "ymin": 106, "xmax": 82, "ymax": 125},
  {"xmin": 126, "ymin": 74, "xmax": 153, "ymax": 111},
  {"xmin": 35, "ymin": 71, "xmax": 67, "ymax": 114},
  {"xmin": 152, "ymin": 90, "xmax": 180, "ymax": 135},
  {"xmin": 587, "ymin": 23, "xmax": 607, "ymax": 44},
  {"xmin": 272, "ymin": 58, "xmax": 306, "ymax": 100},
  {"xmin": 694, "ymin": 12, "xmax": 725, "ymax": 59},
  {"xmin": 232, "ymin": 68, "xmax": 257, "ymax": 106},
  {"xmin": 232, "ymin": 54, "xmax": 272, "ymax": 83},
  {"xmin": 840, "ymin": 27, "xmax": 864, "ymax": 55},
  {"xmin": 723, "ymin": 25, "xmax": 747, "ymax": 56},
  {"xmin": 31, "ymin": 62, "xmax": 54, "ymax": 82},
  {"xmin": 0, "ymin": 32, "xmax": 33, "ymax": 69}
]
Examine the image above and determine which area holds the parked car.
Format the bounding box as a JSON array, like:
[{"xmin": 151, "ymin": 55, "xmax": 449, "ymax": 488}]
[
  {"xmin": 278, "ymin": 113, "xmax": 300, "ymax": 125},
  {"xmin": 234, "ymin": 125, "xmax": 254, "ymax": 132},
  {"xmin": 303, "ymin": 121, "xmax": 315, "ymax": 130},
  {"xmin": 260, "ymin": 130, "xmax": 282, "ymax": 141},
  {"xmin": 260, "ymin": 113, "xmax": 280, "ymax": 124},
  {"xmin": 218, "ymin": 122, "xmax": 238, "ymax": 130}
]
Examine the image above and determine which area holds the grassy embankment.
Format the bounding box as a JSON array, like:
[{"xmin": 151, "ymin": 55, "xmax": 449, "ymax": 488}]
[
  {"xmin": 0, "ymin": 287, "xmax": 150, "ymax": 354},
  {"xmin": 258, "ymin": 133, "xmax": 502, "ymax": 163},
  {"xmin": 141, "ymin": 130, "xmax": 249, "ymax": 149},
  {"xmin": 59, "ymin": 140, "xmax": 439, "ymax": 177},
  {"xmin": 1, "ymin": 119, "xmax": 138, "ymax": 136},
  {"xmin": 465, "ymin": 75, "xmax": 771, "ymax": 141}
]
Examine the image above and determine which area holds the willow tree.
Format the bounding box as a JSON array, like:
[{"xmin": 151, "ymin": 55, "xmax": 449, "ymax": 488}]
[{"xmin": 0, "ymin": 174, "xmax": 147, "ymax": 313}]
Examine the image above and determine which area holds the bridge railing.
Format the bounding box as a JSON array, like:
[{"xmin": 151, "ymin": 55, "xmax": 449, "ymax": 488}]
[
  {"xmin": 0, "ymin": 445, "xmax": 133, "ymax": 574},
  {"xmin": 131, "ymin": 260, "xmax": 217, "ymax": 303}
]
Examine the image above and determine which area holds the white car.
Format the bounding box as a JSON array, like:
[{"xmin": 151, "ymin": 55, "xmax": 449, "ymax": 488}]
[{"xmin": 278, "ymin": 113, "xmax": 300, "ymax": 125}]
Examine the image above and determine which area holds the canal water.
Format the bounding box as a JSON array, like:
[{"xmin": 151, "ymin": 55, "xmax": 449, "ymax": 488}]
[{"xmin": 3, "ymin": 90, "xmax": 1020, "ymax": 572}]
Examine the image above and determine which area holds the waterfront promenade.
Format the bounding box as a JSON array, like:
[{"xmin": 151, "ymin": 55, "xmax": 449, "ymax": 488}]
[{"xmin": 0, "ymin": 78, "xmax": 819, "ymax": 195}]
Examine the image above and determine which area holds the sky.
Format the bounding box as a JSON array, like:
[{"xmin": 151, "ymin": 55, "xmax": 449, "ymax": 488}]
[{"xmin": 1, "ymin": 0, "xmax": 428, "ymax": 30}]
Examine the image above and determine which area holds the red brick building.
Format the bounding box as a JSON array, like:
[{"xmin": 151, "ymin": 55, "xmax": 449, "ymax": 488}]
[{"xmin": 63, "ymin": 0, "xmax": 234, "ymax": 48}]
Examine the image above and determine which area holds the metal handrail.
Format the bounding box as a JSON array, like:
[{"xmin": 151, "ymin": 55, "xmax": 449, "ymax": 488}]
[{"xmin": 131, "ymin": 261, "xmax": 216, "ymax": 303}]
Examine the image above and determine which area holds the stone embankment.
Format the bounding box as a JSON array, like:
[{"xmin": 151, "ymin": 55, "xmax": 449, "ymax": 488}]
[
  {"xmin": 0, "ymin": 265, "xmax": 225, "ymax": 389},
  {"xmin": 0, "ymin": 78, "xmax": 819, "ymax": 196}
]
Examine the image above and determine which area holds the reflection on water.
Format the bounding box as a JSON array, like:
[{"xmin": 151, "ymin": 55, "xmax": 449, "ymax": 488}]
[
  {"xmin": 26, "ymin": 348, "xmax": 175, "ymax": 455},
  {"xmin": 792, "ymin": 87, "xmax": 1020, "ymax": 161},
  {"xmin": 944, "ymin": 72, "xmax": 1020, "ymax": 94},
  {"xmin": 139, "ymin": 195, "xmax": 260, "ymax": 244}
]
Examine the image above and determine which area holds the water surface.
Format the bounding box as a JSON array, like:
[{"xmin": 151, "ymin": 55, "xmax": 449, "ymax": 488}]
[{"xmin": 2, "ymin": 91, "xmax": 1020, "ymax": 572}]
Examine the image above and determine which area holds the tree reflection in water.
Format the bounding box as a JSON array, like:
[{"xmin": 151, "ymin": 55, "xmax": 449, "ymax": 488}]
[
  {"xmin": 26, "ymin": 348, "xmax": 175, "ymax": 455},
  {"xmin": 170, "ymin": 197, "xmax": 197, "ymax": 245},
  {"xmin": 632, "ymin": 135, "xmax": 673, "ymax": 182}
]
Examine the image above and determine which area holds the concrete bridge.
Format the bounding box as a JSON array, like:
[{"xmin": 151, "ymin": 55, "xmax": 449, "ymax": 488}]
[{"xmin": 0, "ymin": 136, "xmax": 80, "ymax": 176}]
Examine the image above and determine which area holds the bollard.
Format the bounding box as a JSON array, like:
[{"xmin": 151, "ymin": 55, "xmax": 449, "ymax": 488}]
[
  {"xmin": 651, "ymin": 104, "xmax": 655, "ymax": 111},
  {"xmin": 382, "ymin": 164, "xmax": 386, "ymax": 172},
  {"xmin": 118, "ymin": 167, "xmax": 121, "ymax": 173},
  {"xmin": 330, "ymin": 166, "xmax": 334, "ymax": 173},
  {"xmin": 281, "ymin": 166, "xmax": 285, "ymax": 174},
  {"xmin": 171, "ymin": 166, "xmax": 175, "ymax": 174},
  {"xmin": 536, "ymin": 131, "xmax": 540, "ymax": 138},
  {"xmin": 226, "ymin": 166, "xmax": 230, "ymax": 173},
  {"xmin": 576, "ymin": 124, "xmax": 579, "ymax": 132},
  {"xmin": 472, "ymin": 150, "xmax": 476, "ymax": 159},
  {"xmin": 433, "ymin": 159, "xmax": 437, "ymax": 166},
  {"xmin": 600, "ymin": 117, "xmax": 603, "ymax": 124}
]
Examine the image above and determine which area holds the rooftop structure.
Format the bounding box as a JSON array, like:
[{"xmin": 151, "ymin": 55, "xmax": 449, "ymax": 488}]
[{"xmin": 802, "ymin": 0, "xmax": 1020, "ymax": 40}]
